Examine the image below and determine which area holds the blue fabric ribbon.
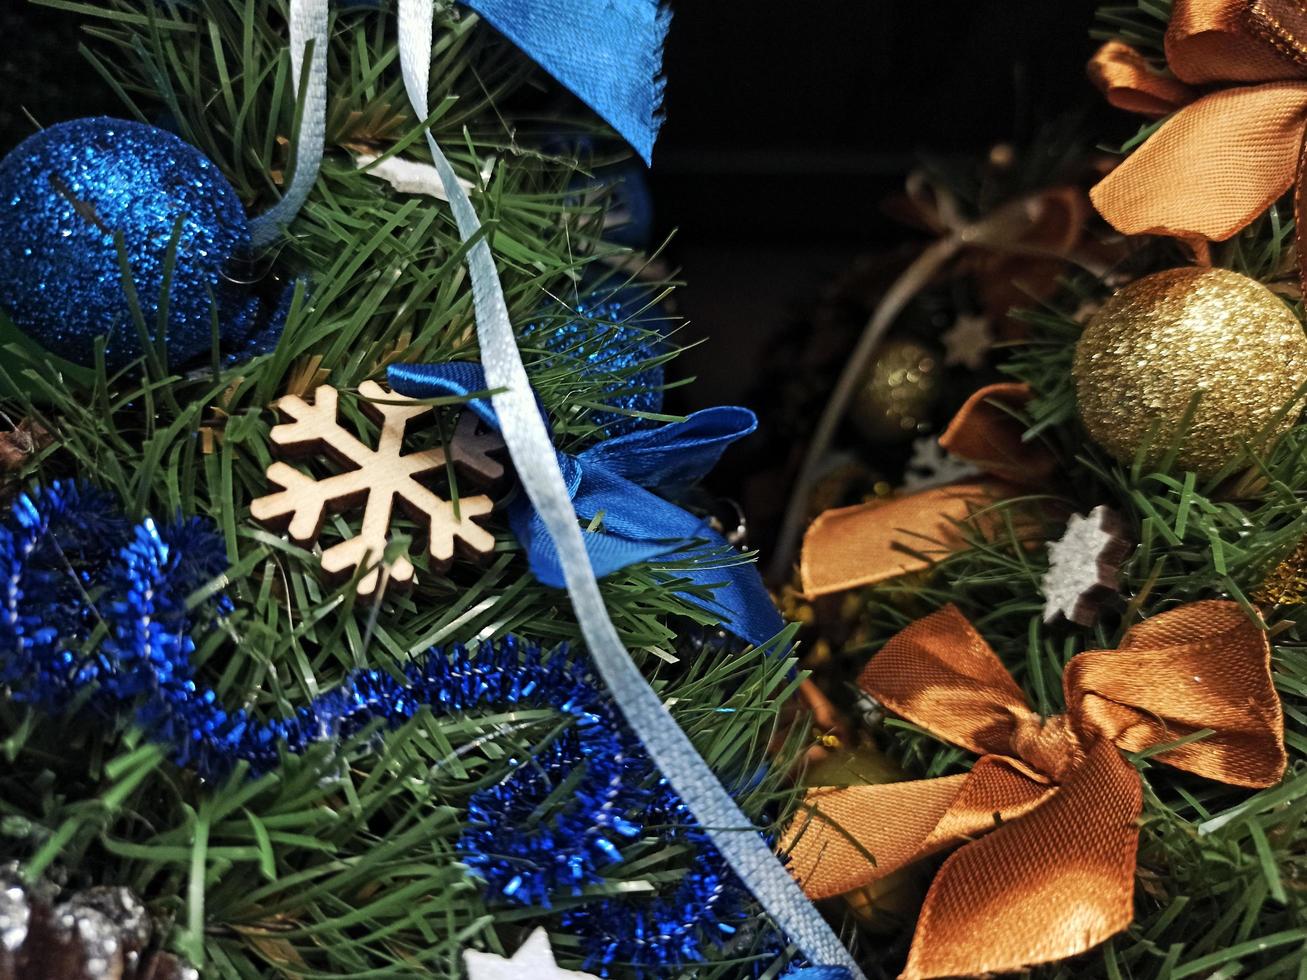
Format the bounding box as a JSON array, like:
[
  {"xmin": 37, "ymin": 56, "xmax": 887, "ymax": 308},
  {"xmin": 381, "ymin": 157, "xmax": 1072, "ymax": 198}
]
[
  {"xmin": 461, "ymin": 0, "xmax": 667, "ymax": 164},
  {"xmin": 388, "ymin": 361, "xmax": 784, "ymax": 646}
]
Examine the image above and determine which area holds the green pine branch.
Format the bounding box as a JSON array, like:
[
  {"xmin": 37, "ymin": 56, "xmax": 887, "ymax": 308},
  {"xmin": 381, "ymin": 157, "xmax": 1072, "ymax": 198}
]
[
  {"xmin": 842, "ymin": 259, "xmax": 1307, "ymax": 977},
  {"xmin": 1090, "ymin": 0, "xmax": 1173, "ymax": 62},
  {"xmin": 0, "ymin": 2, "xmax": 802, "ymax": 977}
]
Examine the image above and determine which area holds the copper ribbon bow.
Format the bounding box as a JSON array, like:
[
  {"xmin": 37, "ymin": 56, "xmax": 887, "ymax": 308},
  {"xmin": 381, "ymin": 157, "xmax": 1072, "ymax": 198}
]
[
  {"xmin": 801, "ymin": 382, "xmax": 1054, "ymax": 597},
  {"xmin": 781, "ymin": 601, "xmax": 1286, "ymax": 978},
  {"xmin": 1090, "ymin": 0, "xmax": 1307, "ymax": 282}
]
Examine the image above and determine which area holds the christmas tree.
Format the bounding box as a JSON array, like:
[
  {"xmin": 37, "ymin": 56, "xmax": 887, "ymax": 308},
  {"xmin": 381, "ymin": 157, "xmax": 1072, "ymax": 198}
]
[
  {"xmin": 0, "ymin": 2, "xmax": 844, "ymax": 978},
  {"xmin": 780, "ymin": 0, "xmax": 1307, "ymax": 977}
]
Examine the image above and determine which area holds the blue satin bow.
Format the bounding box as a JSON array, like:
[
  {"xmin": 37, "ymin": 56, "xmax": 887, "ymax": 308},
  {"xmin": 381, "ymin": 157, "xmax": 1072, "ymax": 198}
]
[
  {"xmin": 387, "ymin": 361, "xmax": 784, "ymax": 646},
  {"xmin": 462, "ymin": 0, "xmax": 667, "ymax": 163}
]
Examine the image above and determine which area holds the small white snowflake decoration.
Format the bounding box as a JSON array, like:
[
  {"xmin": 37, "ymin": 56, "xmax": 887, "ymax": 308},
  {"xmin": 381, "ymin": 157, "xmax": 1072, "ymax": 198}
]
[
  {"xmin": 941, "ymin": 313, "xmax": 994, "ymax": 370},
  {"xmin": 901, "ymin": 436, "xmax": 981, "ymax": 491},
  {"xmin": 1041, "ymin": 504, "xmax": 1133, "ymax": 626},
  {"xmin": 463, "ymin": 928, "xmax": 600, "ymax": 980}
]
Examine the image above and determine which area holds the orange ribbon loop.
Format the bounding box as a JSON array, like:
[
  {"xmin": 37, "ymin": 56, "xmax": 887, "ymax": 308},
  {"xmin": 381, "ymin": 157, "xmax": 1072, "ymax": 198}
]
[
  {"xmin": 1089, "ymin": 0, "xmax": 1307, "ymax": 281},
  {"xmin": 799, "ymin": 383, "xmax": 1052, "ymax": 597},
  {"xmin": 1088, "ymin": 40, "xmax": 1197, "ymax": 118},
  {"xmin": 781, "ymin": 600, "xmax": 1285, "ymax": 978}
]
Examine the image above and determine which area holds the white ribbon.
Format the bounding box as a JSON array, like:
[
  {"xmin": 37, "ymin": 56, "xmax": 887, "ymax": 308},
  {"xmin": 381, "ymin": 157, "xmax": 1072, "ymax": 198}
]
[
  {"xmin": 253, "ymin": 3, "xmax": 865, "ymax": 973},
  {"xmin": 248, "ymin": 0, "xmax": 328, "ymax": 246}
]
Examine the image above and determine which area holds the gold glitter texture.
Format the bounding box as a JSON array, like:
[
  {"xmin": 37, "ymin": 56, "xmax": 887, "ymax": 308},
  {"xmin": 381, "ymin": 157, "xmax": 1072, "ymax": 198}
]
[
  {"xmin": 850, "ymin": 338, "xmax": 942, "ymax": 444},
  {"xmin": 1073, "ymin": 267, "xmax": 1307, "ymax": 474},
  {"xmin": 1252, "ymin": 539, "xmax": 1307, "ymax": 606}
]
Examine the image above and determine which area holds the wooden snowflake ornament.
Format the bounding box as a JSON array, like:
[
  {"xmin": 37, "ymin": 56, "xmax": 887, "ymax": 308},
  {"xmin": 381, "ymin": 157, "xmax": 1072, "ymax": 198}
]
[
  {"xmin": 1040, "ymin": 504, "xmax": 1133, "ymax": 627},
  {"xmin": 250, "ymin": 381, "xmax": 504, "ymax": 597}
]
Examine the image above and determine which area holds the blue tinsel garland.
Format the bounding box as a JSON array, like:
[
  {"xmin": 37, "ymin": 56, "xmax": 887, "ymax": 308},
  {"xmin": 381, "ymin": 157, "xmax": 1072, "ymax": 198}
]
[
  {"xmin": 561, "ymin": 781, "xmax": 754, "ymax": 972},
  {"xmin": 0, "ymin": 482, "xmax": 768, "ymax": 972}
]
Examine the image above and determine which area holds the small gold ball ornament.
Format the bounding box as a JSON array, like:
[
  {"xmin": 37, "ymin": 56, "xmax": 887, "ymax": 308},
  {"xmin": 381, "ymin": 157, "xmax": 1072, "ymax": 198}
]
[
  {"xmin": 805, "ymin": 745, "xmax": 926, "ymax": 932},
  {"xmin": 1252, "ymin": 538, "xmax": 1307, "ymax": 606},
  {"xmin": 850, "ymin": 338, "xmax": 942, "ymax": 444},
  {"xmin": 1073, "ymin": 267, "xmax": 1307, "ymax": 474}
]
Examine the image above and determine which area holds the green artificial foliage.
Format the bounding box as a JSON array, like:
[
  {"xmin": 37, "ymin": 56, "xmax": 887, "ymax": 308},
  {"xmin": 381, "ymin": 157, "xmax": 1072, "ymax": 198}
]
[
  {"xmin": 835, "ymin": 19, "xmax": 1307, "ymax": 970},
  {"xmin": 1091, "ymin": 0, "xmax": 1172, "ymax": 64},
  {"xmin": 844, "ymin": 281, "xmax": 1307, "ymax": 980},
  {"xmin": 0, "ymin": 2, "xmax": 806, "ymax": 977}
]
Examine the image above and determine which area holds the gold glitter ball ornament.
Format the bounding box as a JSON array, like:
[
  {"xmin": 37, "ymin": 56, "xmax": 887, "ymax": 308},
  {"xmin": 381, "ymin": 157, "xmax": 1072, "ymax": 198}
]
[
  {"xmin": 1073, "ymin": 267, "xmax": 1307, "ymax": 475},
  {"xmin": 1252, "ymin": 538, "xmax": 1307, "ymax": 606},
  {"xmin": 850, "ymin": 338, "xmax": 942, "ymax": 444}
]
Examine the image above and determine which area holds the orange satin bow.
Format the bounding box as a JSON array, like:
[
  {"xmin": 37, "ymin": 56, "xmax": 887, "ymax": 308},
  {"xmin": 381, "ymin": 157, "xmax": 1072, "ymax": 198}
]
[
  {"xmin": 781, "ymin": 601, "xmax": 1286, "ymax": 978},
  {"xmin": 800, "ymin": 382, "xmax": 1055, "ymax": 597},
  {"xmin": 1090, "ymin": 0, "xmax": 1307, "ymax": 280}
]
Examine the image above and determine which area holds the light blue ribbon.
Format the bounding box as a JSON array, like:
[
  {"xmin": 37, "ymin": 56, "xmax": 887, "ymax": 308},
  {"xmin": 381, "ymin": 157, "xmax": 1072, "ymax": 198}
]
[
  {"xmin": 388, "ymin": 360, "xmax": 786, "ymax": 646},
  {"xmin": 250, "ymin": 0, "xmax": 665, "ymax": 245},
  {"xmin": 248, "ymin": 2, "xmax": 865, "ymax": 974}
]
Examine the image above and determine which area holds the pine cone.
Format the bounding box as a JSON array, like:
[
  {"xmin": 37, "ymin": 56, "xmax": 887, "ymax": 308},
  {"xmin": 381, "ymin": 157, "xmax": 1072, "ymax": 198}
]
[
  {"xmin": 0, "ymin": 420, "xmax": 48, "ymax": 472},
  {"xmin": 0, "ymin": 868, "xmax": 195, "ymax": 980}
]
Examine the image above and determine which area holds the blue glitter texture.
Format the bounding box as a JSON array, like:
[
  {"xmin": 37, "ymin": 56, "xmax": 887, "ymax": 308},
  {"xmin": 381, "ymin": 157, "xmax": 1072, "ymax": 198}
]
[
  {"xmin": 530, "ymin": 284, "xmax": 669, "ymax": 438},
  {"xmin": 0, "ymin": 482, "xmax": 618, "ymax": 785},
  {"xmin": 0, "ymin": 482, "xmax": 764, "ymax": 971},
  {"xmin": 0, "ymin": 117, "xmax": 258, "ymax": 367}
]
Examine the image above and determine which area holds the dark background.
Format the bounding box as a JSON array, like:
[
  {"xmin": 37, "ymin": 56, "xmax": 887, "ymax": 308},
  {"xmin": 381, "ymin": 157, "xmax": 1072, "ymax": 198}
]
[
  {"xmin": 650, "ymin": 0, "xmax": 1117, "ymax": 407},
  {"xmin": 655, "ymin": 1, "xmax": 1110, "ymax": 246},
  {"xmin": 0, "ymin": 1, "xmax": 1116, "ymax": 404}
]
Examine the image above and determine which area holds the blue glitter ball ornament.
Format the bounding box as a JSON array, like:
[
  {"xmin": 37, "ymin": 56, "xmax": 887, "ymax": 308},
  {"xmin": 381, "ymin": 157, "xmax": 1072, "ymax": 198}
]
[
  {"xmin": 0, "ymin": 117, "xmax": 258, "ymax": 367},
  {"xmin": 597, "ymin": 160, "xmax": 654, "ymax": 250},
  {"xmin": 530, "ymin": 283, "xmax": 670, "ymax": 438}
]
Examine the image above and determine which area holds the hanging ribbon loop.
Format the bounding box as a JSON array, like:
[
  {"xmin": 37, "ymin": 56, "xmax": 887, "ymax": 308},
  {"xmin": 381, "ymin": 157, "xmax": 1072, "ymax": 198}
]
[
  {"xmin": 388, "ymin": 5, "xmax": 860, "ymax": 969},
  {"xmin": 249, "ymin": 0, "xmax": 329, "ymax": 246},
  {"xmin": 782, "ymin": 601, "xmax": 1285, "ymax": 979}
]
